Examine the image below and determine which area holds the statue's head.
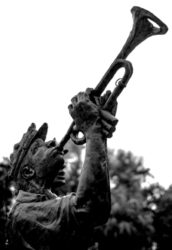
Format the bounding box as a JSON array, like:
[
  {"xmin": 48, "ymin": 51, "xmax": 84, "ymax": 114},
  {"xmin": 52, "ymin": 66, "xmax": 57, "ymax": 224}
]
[{"xmin": 9, "ymin": 123, "xmax": 65, "ymax": 192}]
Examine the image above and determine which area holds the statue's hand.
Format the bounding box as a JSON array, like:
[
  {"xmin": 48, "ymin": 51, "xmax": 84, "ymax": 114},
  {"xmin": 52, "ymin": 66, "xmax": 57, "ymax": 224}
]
[
  {"xmin": 68, "ymin": 89, "xmax": 99, "ymax": 134},
  {"xmin": 68, "ymin": 88, "xmax": 118, "ymax": 138},
  {"xmin": 100, "ymin": 109, "xmax": 118, "ymax": 138},
  {"xmin": 98, "ymin": 89, "xmax": 118, "ymax": 138}
]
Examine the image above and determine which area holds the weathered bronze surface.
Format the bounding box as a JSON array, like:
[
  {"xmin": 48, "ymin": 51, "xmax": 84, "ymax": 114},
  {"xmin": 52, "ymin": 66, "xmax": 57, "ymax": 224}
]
[
  {"xmin": 8, "ymin": 90, "xmax": 117, "ymax": 250},
  {"xmin": 7, "ymin": 6, "xmax": 168, "ymax": 250},
  {"xmin": 58, "ymin": 6, "xmax": 168, "ymax": 149}
]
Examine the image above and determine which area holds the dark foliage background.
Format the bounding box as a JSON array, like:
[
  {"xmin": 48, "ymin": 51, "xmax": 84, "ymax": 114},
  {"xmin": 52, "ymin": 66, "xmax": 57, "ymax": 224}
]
[
  {"xmin": 0, "ymin": 158, "xmax": 13, "ymax": 250},
  {"xmin": 0, "ymin": 141, "xmax": 171, "ymax": 250}
]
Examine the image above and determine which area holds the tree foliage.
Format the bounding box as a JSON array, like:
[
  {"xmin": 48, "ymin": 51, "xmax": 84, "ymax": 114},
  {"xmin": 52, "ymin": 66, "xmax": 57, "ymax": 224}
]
[
  {"xmin": 1, "ymin": 143, "xmax": 172, "ymax": 250},
  {"xmin": 153, "ymin": 185, "xmax": 172, "ymax": 250},
  {"xmin": 52, "ymin": 145, "xmax": 171, "ymax": 250},
  {"xmin": 93, "ymin": 149, "xmax": 155, "ymax": 250},
  {"xmin": 0, "ymin": 158, "xmax": 13, "ymax": 250},
  {"xmin": 55, "ymin": 145, "xmax": 159, "ymax": 250}
]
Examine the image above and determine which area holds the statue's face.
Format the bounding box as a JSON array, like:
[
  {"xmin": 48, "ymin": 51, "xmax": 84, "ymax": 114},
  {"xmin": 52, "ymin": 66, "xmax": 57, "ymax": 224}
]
[{"xmin": 22, "ymin": 138, "xmax": 65, "ymax": 187}]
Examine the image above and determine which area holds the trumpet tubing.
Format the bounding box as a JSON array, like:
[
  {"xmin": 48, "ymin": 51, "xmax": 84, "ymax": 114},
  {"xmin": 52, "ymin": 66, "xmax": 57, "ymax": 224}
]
[{"xmin": 58, "ymin": 6, "xmax": 168, "ymax": 149}]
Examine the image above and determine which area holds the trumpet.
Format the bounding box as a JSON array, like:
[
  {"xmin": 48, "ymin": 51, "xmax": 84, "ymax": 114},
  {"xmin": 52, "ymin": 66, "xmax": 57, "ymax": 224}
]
[{"xmin": 58, "ymin": 6, "xmax": 168, "ymax": 149}]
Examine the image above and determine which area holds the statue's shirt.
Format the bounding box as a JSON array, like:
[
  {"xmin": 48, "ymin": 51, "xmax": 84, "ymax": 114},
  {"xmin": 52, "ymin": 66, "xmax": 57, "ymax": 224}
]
[{"xmin": 8, "ymin": 190, "xmax": 93, "ymax": 250}]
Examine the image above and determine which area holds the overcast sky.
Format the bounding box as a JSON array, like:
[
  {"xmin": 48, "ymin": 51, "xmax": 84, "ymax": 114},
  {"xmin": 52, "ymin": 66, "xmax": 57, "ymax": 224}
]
[{"xmin": 0, "ymin": 0, "xmax": 171, "ymax": 188}]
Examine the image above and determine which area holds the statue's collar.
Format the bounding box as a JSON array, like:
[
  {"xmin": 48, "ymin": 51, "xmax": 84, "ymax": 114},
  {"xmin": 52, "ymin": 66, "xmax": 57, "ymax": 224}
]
[{"xmin": 16, "ymin": 189, "xmax": 58, "ymax": 203}]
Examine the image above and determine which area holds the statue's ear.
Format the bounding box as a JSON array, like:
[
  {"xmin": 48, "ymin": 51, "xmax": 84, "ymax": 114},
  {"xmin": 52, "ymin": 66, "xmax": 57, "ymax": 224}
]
[{"xmin": 22, "ymin": 165, "xmax": 35, "ymax": 180}]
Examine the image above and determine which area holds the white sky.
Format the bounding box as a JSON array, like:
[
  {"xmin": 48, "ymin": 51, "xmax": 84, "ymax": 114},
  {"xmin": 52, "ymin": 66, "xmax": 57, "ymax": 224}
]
[{"xmin": 0, "ymin": 0, "xmax": 171, "ymax": 188}]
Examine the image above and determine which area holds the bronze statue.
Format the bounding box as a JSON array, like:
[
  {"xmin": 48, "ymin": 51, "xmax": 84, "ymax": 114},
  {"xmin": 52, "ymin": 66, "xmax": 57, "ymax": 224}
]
[
  {"xmin": 7, "ymin": 6, "xmax": 168, "ymax": 250},
  {"xmin": 58, "ymin": 6, "xmax": 168, "ymax": 149},
  {"xmin": 8, "ymin": 89, "xmax": 118, "ymax": 250}
]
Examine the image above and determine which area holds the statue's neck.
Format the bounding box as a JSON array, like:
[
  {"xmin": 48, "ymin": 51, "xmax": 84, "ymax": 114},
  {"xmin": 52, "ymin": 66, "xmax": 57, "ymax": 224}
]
[{"xmin": 19, "ymin": 179, "xmax": 50, "ymax": 195}]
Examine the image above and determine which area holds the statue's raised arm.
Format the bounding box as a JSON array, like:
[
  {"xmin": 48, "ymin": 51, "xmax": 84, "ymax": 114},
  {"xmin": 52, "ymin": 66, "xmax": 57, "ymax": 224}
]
[
  {"xmin": 68, "ymin": 88, "xmax": 118, "ymax": 225},
  {"xmin": 7, "ymin": 6, "xmax": 168, "ymax": 250},
  {"xmin": 7, "ymin": 89, "xmax": 118, "ymax": 250}
]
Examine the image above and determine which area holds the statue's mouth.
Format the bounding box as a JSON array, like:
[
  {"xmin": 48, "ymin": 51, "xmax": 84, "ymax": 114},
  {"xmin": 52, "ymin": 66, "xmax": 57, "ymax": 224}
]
[{"xmin": 57, "ymin": 167, "xmax": 65, "ymax": 180}]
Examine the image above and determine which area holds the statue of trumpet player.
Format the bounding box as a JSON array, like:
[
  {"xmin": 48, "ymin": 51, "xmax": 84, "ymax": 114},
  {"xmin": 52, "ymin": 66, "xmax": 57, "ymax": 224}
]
[
  {"xmin": 8, "ymin": 89, "xmax": 118, "ymax": 250},
  {"xmin": 7, "ymin": 5, "xmax": 168, "ymax": 249}
]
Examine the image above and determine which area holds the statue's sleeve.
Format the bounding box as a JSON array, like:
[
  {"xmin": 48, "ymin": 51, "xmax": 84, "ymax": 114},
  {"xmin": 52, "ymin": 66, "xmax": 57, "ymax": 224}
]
[{"xmin": 10, "ymin": 193, "xmax": 92, "ymax": 249}]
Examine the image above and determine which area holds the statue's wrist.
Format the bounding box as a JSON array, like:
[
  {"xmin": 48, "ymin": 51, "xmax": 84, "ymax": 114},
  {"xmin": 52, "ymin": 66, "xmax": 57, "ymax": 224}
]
[{"xmin": 85, "ymin": 124, "xmax": 103, "ymax": 140}]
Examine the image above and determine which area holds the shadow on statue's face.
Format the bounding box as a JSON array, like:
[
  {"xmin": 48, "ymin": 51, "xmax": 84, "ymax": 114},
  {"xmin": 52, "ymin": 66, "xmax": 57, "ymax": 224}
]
[{"xmin": 23, "ymin": 138, "xmax": 65, "ymax": 187}]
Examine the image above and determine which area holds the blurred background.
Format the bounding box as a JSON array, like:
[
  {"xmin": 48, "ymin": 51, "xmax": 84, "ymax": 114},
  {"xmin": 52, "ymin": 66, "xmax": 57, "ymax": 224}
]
[
  {"xmin": 0, "ymin": 0, "xmax": 171, "ymax": 187},
  {"xmin": 0, "ymin": 1, "xmax": 172, "ymax": 249}
]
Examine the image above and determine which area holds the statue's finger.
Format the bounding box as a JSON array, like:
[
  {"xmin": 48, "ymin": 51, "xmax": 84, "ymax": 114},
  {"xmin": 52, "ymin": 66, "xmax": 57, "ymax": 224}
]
[
  {"xmin": 99, "ymin": 91, "xmax": 111, "ymax": 106},
  {"xmin": 85, "ymin": 88, "xmax": 94, "ymax": 95},
  {"xmin": 100, "ymin": 110, "xmax": 118, "ymax": 125},
  {"xmin": 101, "ymin": 120, "xmax": 112, "ymax": 131},
  {"xmin": 102, "ymin": 128, "xmax": 114, "ymax": 138},
  {"xmin": 71, "ymin": 95, "xmax": 78, "ymax": 104},
  {"xmin": 102, "ymin": 128, "xmax": 110, "ymax": 137},
  {"xmin": 68, "ymin": 104, "xmax": 73, "ymax": 113},
  {"xmin": 103, "ymin": 90, "xmax": 111, "ymax": 102},
  {"xmin": 93, "ymin": 96, "xmax": 100, "ymax": 106}
]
